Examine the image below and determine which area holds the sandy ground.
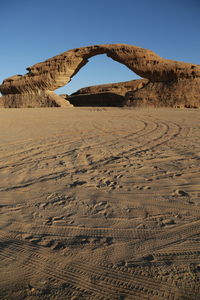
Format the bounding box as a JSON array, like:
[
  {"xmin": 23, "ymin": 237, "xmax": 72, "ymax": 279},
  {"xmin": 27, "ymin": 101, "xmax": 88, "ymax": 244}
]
[{"xmin": 0, "ymin": 107, "xmax": 200, "ymax": 300}]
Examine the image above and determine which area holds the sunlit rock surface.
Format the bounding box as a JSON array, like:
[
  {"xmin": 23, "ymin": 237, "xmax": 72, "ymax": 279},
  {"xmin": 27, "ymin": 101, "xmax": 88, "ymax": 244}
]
[{"xmin": 1, "ymin": 44, "xmax": 200, "ymax": 107}]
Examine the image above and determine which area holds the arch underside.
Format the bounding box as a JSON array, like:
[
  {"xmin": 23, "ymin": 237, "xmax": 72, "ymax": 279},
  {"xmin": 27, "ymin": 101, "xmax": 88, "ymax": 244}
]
[{"xmin": 0, "ymin": 44, "xmax": 200, "ymax": 108}]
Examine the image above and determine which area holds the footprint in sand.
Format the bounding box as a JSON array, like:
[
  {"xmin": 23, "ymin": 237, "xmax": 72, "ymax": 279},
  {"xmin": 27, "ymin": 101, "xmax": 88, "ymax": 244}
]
[
  {"xmin": 66, "ymin": 180, "xmax": 87, "ymax": 188},
  {"xmin": 96, "ymin": 178, "xmax": 117, "ymax": 189},
  {"xmin": 172, "ymin": 190, "xmax": 189, "ymax": 197},
  {"xmin": 162, "ymin": 218, "xmax": 176, "ymax": 226},
  {"xmin": 134, "ymin": 185, "xmax": 151, "ymax": 190}
]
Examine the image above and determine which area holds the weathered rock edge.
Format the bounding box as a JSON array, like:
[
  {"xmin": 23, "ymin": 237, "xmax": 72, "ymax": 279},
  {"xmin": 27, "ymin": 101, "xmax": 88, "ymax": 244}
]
[{"xmin": 0, "ymin": 44, "xmax": 200, "ymax": 107}]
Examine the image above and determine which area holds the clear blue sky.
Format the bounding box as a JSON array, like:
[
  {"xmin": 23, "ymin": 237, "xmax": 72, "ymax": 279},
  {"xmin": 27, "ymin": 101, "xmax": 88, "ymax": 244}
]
[{"xmin": 1, "ymin": 0, "xmax": 200, "ymax": 95}]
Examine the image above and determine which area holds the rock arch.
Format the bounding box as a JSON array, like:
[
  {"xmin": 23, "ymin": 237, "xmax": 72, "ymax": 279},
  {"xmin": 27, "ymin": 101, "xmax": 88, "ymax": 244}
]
[{"xmin": 0, "ymin": 44, "xmax": 200, "ymax": 107}]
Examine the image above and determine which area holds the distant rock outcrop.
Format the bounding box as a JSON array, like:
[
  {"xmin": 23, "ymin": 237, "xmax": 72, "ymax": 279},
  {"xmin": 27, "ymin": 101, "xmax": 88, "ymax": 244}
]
[
  {"xmin": 0, "ymin": 44, "xmax": 200, "ymax": 108},
  {"xmin": 68, "ymin": 79, "xmax": 148, "ymax": 106}
]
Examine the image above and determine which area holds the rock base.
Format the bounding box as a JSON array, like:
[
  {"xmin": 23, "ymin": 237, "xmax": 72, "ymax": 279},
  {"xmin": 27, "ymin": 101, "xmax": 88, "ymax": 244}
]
[{"xmin": 0, "ymin": 91, "xmax": 73, "ymax": 108}]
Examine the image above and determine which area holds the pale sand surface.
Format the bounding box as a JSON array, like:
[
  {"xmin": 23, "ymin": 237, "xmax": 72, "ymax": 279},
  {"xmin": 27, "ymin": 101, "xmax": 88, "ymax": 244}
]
[{"xmin": 0, "ymin": 107, "xmax": 200, "ymax": 299}]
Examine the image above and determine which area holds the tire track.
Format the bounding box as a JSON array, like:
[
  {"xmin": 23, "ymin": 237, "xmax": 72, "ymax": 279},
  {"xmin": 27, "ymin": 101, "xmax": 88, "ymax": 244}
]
[
  {"xmin": 0, "ymin": 118, "xmax": 182, "ymax": 192},
  {"xmin": 124, "ymin": 219, "xmax": 200, "ymax": 259},
  {"xmin": 1, "ymin": 221, "xmax": 164, "ymax": 240},
  {"xmin": 0, "ymin": 231, "xmax": 195, "ymax": 299}
]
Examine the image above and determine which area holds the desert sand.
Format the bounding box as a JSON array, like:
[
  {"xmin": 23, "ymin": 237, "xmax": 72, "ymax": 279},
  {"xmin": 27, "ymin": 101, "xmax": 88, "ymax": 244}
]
[{"xmin": 0, "ymin": 107, "xmax": 200, "ymax": 299}]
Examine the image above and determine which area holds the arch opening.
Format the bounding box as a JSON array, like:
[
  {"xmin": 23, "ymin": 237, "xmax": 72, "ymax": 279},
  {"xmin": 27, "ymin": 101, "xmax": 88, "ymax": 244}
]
[{"xmin": 55, "ymin": 54, "xmax": 142, "ymax": 107}]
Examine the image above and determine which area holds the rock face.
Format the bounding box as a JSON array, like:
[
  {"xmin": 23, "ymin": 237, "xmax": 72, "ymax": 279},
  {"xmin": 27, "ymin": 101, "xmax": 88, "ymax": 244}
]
[
  {"xmin": 125, "ymin": 79, "xmax": 200, "ymax": 108},
  {"xmin": 0, "ymin": 44, "xmax": 200, "ymax": 108},
  {"xmin": 68, "ymin": 79, "xmax": 148, "ymax": 106}
]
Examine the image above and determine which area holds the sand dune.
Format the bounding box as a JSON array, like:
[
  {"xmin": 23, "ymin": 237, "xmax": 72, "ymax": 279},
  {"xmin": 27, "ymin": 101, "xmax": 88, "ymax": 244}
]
[{"xmin": 0, "ymin": 107, "xmax": 200, "ymax": 299}]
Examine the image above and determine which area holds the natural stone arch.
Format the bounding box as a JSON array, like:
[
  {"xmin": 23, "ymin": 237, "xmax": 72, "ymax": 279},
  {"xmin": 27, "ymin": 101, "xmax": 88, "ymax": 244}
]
[
  {"xmin": 55, "ymin": 53, "xmax": 139, "ymax": 95},
  {"xmin": 0, "ymin": 44, "xmax": 200, "ymax": 108}
]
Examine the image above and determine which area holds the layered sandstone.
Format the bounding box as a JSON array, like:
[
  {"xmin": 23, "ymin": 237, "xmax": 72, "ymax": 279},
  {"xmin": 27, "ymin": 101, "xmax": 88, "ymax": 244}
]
[
  {"xmin": 68, "ymin": 79, "xmax": 148, "ymax": 106},
  {"xmin": 0, "ymin": 44, "xmax": 200, "ymax": 107},
  {"xmin": 125, "ymin": 79, "xmax": 200, "ymax": 108}
]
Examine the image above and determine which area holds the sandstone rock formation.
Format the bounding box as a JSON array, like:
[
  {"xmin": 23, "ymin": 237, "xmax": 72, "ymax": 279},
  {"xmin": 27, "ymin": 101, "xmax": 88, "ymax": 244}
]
[
  {"xmin": 68, "ymin": 79, "xmax": 148, "ymax": 106},
  {"xmin": 0, "ymin": 44, "xmax": 200, "ymax": 108}
]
